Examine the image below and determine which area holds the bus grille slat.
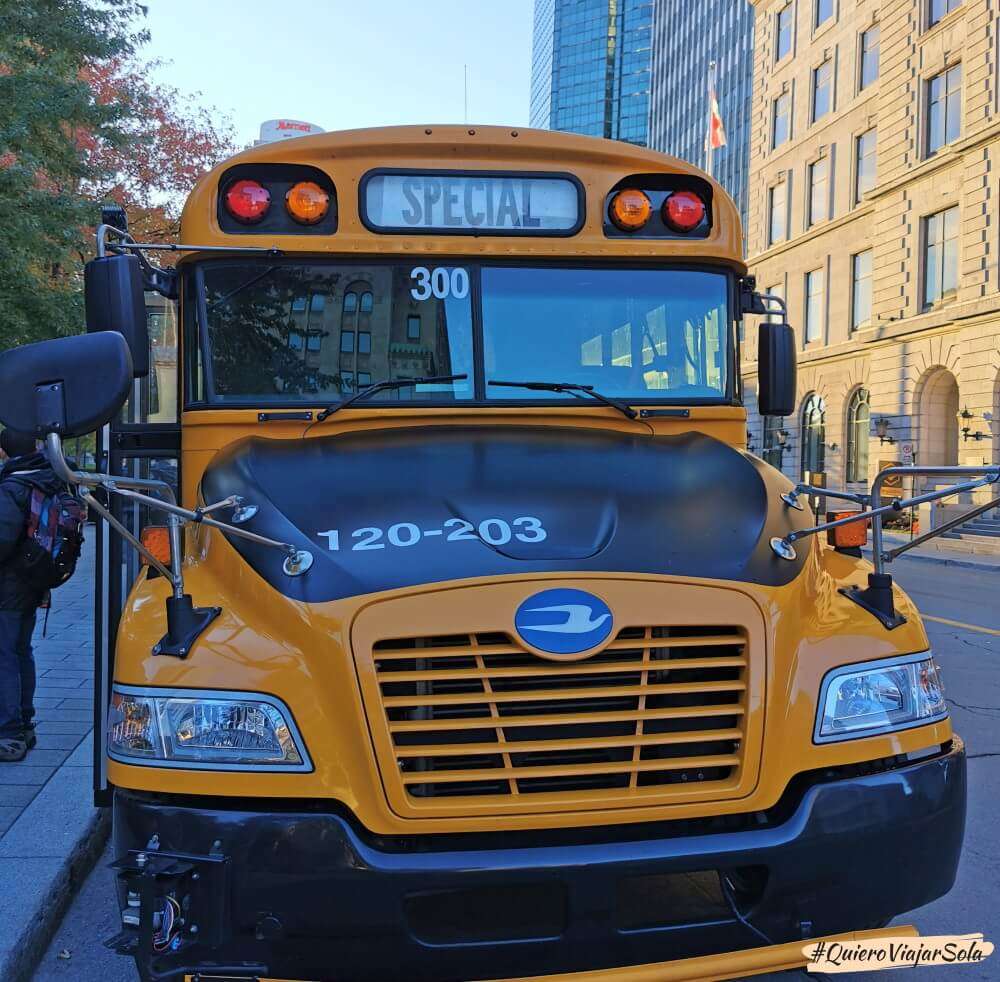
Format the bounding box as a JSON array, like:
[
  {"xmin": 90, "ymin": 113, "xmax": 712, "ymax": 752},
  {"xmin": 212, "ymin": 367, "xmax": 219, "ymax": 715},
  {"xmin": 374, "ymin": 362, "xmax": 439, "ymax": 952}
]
[{"xmin": 368, "ymin": 626, "xmax": 749, "ymax": 801}]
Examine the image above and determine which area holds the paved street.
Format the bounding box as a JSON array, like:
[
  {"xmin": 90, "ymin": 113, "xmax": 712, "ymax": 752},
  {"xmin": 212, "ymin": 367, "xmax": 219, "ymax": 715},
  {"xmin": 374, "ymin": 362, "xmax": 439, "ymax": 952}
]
[{"xmin": 33, "ymin": 559, "xmax": 1000, "ymax": 981}]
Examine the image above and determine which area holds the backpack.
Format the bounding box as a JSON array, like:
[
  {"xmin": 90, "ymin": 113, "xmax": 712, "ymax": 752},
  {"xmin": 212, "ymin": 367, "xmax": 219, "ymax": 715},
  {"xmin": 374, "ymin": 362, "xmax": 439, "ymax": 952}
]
[{"xmin": 17, "ymin": 485, "xmax": 86, "ymax": 591}]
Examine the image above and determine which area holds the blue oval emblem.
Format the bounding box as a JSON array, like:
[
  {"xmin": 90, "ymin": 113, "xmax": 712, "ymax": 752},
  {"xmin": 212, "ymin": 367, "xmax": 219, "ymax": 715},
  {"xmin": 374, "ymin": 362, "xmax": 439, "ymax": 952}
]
[{"xmin": 514, "ymin": 588, "xmax": 614, "ymax": 656}]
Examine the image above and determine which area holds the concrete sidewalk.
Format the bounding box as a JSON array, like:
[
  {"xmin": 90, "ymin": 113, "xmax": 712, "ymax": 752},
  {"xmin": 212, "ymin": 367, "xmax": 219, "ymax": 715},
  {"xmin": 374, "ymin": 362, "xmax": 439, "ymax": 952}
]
[
  {"xmin": 868, "ymin": 530, "xmax": 1000, "ymax": 571},
  {"xmin": 0, "ymin": 539, "xmax": 108, "ymax": 982}
]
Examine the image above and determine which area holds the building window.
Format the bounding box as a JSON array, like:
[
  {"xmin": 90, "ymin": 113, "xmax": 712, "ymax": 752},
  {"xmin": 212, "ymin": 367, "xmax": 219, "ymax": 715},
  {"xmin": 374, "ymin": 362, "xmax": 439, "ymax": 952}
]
[
  {"xmin": 808, "ymin": 157, "xmax": 830, "ymax": 226},
  {"xmin": 766, "ymin": 282, "xmax": 785, "ymax": 322},
  {"xmin": 927, "ymin": 65, "xmax": 961, "ymax": 155},
  {"xmin": 815, "ymin": 0, "xmax": 834, "ymax": 29},
  {"xmin": 776, "ymin": 4, "xmax": 793, "ymax": 60},
  {"xmin": 855, "ymin": 128, "xmax": 877, "ymax": 201},
  {"xmin": 929, "ymin": 0, "xmax": 961, "ymax": 27},
  {"xmin": 288, "ymin": 330, "xmax": 304, "ymax": 351},
  {"xmin": 769, "ymin": 182, "xmax": 788, "ymax": 245},
  {"xmin": 763, "ymin": 415, "xmax": 785, "ymax": 469},
  {"xmin": 310, "ymin": 293, "xmax": 325, "ymax": 314},
  {"xmin": 800, "ymin": 394, "xmax": 827, "ymax": 479},
  {"xmin": 805, "ymin": 268, "xmax": 825, "ymax": 343},
  {"xmin": 407, "ymin": 314, "xmax": 421, "ymax": 340},
  {"xmin": 306, "ymin": 332, "xmax": 322, "ymax": 352},
  {"xmin": 852, "ymin": 250, "xmax": 873, "ymax": 330},
  {"xmin": 358, "ymin": 372, "xmax": 372, "ymax": 387},
  {"xmin": 340, "ymin": 331, "xmax": 355, "ymax": 353},
  {"xmin": 360, "ymin": 291, "xmax": 373, "ymax": 313},
  {"xmin": 358, "ymin": 331, "xmax": 371, "ymax": 355},
  {"xmin": 812, "ymin": 59, "xmax": 833, "ymax": 122},
  {"xmin": 291, "ymin": 296, "xmax": 307, "ymax": 313},
  {"xmin": 773, "ymin": 91, "xmax": 791, "ymax": 148},
  {"xmin": 343, "ymin": 291, "xmax": 358, "ymax": 314},
  {"xmin": 860, "ymin": 25, "xmax": 879, "ymax": 90},
  {"xmin": 923, "ymin": 206, "xmax": 959, "ymax": 308},
  {"xmin": 846, "ymin": 388, "xmax": 871, "ymax": 483}
]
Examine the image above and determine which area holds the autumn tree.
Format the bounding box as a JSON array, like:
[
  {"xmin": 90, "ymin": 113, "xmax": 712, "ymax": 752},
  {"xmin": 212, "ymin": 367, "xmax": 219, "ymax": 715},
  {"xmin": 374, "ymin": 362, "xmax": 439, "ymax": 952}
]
[
  {"xmin": 0, "ymin": 2, "xmax": 237, "ymax": 349},
  {"xmin": 81, "ymin": 57, "xmax": 238, "ymax": 247}
]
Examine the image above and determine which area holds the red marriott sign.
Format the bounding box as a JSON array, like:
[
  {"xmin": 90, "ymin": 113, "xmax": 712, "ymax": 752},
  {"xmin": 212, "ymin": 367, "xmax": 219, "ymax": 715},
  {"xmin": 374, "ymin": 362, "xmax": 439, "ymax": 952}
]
[{"xmin": 256, "ymin": 119, "xmax": 325, "ymax": 145}]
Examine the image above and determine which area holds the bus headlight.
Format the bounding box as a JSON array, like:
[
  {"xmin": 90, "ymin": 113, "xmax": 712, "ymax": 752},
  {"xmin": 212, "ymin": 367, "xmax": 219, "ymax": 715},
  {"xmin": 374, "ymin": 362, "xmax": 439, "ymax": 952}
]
[
  {"xmin": 108, "ymin": 686, "xmax": 311, "ymax": 770},
  {"xmin": 816, "ymin": 654, "xmax": 947, "ymax": 743}
]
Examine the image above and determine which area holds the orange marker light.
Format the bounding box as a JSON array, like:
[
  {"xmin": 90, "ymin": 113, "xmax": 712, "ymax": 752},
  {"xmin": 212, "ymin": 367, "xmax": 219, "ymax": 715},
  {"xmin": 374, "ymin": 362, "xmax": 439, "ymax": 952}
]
[
  {"xmin": 139, "ymin": 526, "xmax": 172, "ymax": 568},
  {"xmin": 826, "ymin": 511, "xmax": 870, "ymax": 549},
  {"xmin": 285, "ymin": 181, "xmax": 330, "ymax": 225},
  {"xmin": 609, "ymin": 189, "xmax": 652, "ymax": 232}
]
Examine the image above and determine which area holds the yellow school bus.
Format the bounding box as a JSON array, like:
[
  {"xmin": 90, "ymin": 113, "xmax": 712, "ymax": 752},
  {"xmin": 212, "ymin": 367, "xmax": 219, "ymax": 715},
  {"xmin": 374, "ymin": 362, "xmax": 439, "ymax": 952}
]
[{"xmin": 0, "ymin": 126, "xmax": 969, "ymax": 981}]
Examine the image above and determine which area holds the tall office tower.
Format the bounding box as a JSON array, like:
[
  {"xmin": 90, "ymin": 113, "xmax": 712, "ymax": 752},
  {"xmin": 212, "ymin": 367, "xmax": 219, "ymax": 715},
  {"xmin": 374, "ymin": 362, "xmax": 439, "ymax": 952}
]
[
  {"xmin": 530, "ymin": 0, "xmax": 653, "ymax": 145},
  {"xmin": 648, "ymin": 0, "xmax": 754, "ymax": 222}
]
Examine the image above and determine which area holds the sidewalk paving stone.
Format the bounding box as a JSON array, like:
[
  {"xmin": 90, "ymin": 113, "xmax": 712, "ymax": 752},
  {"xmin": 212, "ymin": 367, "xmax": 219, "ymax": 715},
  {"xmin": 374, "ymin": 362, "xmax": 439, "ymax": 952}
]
[
  {"xmin": 0, "ymin": 786, "xmax": 44, "ymax": 806},
  {"xmin": 35, "ymin": 733, "xmax": 87, "ymax": 751},
  {"xmin": 36, "ymin": 721, "xmax": 92, "ymax": 735},
  {"xmin": 0, "ymin": 765, "xmax": 58, "ymax": 785},
  {"xmin": 0, "ymin": 540, "xmax": 106, "ymax": 982}
]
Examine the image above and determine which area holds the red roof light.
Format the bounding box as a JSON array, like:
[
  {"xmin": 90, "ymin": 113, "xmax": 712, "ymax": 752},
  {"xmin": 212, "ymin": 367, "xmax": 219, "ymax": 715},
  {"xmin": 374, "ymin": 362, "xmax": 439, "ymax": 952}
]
[
  {"xmin": 225, "ymin": 179, "xmax": 271, "ymax": 224},
  {"xmin": 663, "ymin": 191, "xmax": 706, "ymax": 233}
]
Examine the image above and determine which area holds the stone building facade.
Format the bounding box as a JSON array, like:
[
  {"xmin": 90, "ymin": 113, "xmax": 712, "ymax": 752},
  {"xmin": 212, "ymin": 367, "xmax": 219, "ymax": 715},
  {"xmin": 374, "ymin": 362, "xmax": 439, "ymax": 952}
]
[{"xmin": 743, "ymin": 0, "xmax": 1000, "ymax": 509}]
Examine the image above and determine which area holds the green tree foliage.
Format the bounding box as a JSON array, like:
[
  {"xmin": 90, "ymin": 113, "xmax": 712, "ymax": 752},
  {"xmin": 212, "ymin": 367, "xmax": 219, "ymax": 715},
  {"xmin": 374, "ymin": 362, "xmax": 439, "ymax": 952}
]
[{"xmin": 0, "ymin": 1, "xmax": 148, "ymax": 347}]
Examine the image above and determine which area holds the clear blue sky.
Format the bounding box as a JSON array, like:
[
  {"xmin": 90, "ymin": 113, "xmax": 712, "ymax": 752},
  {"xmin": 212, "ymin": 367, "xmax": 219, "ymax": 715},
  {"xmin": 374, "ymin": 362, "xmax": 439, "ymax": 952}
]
[{"xmin": 143, "ymin": 0, "xmax": 534, "ymax": 147}]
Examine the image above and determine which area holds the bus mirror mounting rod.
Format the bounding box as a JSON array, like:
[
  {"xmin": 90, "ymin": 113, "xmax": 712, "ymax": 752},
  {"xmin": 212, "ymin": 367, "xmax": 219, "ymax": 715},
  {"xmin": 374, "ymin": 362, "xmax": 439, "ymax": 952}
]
[
  {"xmin": 43, "ymin": 433, "xmax": 314, "ymax": 657},
  {"xmin": 770, "ymin": 465, "xmax": 1000, "ymax": 629},
  {"xmin": 96, "ymin": 223, "xmax": 283, "ymax": 300}
]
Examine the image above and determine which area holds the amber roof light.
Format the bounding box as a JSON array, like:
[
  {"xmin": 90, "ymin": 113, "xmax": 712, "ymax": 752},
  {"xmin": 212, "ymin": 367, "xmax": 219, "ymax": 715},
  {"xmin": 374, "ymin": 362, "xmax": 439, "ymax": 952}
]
[
  {"xmin": 608, "ymin": 189, "xmax": 652, "ymax": 232},
  {"xmin": 285, "ymin": 181, "xmax": 330, "ymax": 225}
]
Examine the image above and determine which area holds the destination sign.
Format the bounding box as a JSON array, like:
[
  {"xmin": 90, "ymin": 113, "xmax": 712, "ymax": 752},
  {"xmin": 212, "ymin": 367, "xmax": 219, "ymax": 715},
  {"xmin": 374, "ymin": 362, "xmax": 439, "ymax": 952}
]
[{"xmin": 363, "ymin": 172, "xmax": 580, "ymax": 234}]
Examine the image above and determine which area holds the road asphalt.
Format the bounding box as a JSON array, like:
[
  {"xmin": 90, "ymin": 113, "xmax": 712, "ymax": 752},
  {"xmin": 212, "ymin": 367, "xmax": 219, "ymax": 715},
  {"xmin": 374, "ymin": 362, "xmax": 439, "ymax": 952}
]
[{"xmin": 31, "ymin": 559, "xmax": 1000, "ymax": 982}]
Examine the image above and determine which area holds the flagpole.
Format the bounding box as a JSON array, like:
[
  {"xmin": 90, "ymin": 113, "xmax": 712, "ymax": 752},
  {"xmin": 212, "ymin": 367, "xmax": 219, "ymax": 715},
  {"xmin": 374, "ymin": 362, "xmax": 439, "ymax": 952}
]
[{"xmin": 706, "ymin": 60, "xmax": 717, "ymax": 179}]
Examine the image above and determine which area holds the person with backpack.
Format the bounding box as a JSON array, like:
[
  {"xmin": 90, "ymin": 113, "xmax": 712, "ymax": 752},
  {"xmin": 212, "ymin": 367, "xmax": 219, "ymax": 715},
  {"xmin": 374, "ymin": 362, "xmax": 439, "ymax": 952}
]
[{"xmin": 0, "ymin": 428, "xmax": 84, "ymax": 762}]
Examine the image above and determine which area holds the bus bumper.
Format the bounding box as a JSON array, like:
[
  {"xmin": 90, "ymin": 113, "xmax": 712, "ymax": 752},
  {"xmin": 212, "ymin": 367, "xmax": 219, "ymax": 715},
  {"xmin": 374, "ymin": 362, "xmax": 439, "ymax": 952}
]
[{"xmin": 113, "ymin": 739, "xmax": 965, "ymax": 982}]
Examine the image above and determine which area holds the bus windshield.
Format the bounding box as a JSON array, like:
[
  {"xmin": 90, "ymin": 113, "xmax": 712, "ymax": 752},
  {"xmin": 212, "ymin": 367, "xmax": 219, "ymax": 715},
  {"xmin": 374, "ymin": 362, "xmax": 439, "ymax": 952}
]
[{"xmin": 192, "ymin": 261, "xmax": 731, "ymax": 406}]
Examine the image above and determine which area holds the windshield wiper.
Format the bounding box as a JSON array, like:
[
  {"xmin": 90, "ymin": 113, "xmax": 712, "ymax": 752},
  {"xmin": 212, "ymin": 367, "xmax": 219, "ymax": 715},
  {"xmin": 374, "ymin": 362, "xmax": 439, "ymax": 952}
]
[
  {"xmin": 315, "ymin": 374, "xmax": 468, "ymax": 421},
  {"xmin": 488, "ymin": 379, "xmax": 638, "ymax": 420}
]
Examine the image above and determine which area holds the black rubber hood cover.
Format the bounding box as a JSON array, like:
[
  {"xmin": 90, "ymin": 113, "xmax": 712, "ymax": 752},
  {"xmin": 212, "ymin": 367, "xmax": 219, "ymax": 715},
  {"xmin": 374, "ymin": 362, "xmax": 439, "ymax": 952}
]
[{"xmin": 201, "ymin": 426, "xmax": 810, "ymax": 603}]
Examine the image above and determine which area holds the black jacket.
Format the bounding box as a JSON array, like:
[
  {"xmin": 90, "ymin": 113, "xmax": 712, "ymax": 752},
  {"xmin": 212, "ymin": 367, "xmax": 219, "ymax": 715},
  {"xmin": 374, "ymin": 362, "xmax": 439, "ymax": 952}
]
[{"xmin": 0, "ymin": 452, "xmax": 67, "ymax": 610}]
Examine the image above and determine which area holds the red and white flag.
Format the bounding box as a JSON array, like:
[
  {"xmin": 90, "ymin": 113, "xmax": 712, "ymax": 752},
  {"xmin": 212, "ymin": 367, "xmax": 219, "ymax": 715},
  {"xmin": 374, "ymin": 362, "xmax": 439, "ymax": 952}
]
[{"xmin": 708, "ymin": 89, "xmax": 727, "ymax": 150}]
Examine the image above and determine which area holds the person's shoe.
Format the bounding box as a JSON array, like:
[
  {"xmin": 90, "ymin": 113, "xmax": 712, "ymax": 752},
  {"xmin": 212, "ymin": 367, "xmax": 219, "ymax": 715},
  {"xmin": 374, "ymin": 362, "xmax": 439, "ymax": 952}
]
[
  {"xmin": 0, "ymin": 738, "xmax": 27, "ymax": 762},
  {"xmin": 22, "ymin": 724, "xmax": 36, "ymax": 750}
]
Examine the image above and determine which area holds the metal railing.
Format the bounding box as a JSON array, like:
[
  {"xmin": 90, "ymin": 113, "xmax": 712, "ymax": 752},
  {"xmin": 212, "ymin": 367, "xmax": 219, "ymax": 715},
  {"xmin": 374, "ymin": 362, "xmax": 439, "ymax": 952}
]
[{"xmin": 771, "ymin": 464, "xmax": 1000, "ymax": 569}]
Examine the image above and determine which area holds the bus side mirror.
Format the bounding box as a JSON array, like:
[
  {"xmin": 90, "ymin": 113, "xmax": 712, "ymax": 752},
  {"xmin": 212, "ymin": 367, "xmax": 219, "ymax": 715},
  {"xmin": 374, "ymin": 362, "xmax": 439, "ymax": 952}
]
[
  {"xmin": 0, "ymin": 332, "xmax": 134, "ymax": 437},
  {"xmin": 84, "ymin": 254, "xmax": 150, "ymax": 378},
  {"xmin": 757, "ymin": 321, "xmax": 797, "ymax": 417}
]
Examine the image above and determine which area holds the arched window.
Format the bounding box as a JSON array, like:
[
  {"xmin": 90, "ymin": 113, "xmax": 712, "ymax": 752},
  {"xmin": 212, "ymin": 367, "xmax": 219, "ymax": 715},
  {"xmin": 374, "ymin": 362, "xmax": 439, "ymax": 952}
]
[
  {"xmin": 800, "ymin": 393, "xmax": 826, "ymax": 479},
  {"xmin": 763, "ymin": 416, "xmax": 784, "ymax": 469},
  {"xmin": 340, "ymin": 283, "xmax": 374, "ymax": 394},
  {"xmin": 846, "ymin": 388, "xmax": 870, "ymax": 483}
]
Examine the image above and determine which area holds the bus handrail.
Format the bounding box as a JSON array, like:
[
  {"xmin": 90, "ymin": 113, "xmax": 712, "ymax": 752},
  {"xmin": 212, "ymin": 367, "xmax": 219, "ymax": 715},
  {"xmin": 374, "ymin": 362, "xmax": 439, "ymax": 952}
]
[{"xmin": 44, "ymin": 433, "xmax": 313, "ymax": 589}]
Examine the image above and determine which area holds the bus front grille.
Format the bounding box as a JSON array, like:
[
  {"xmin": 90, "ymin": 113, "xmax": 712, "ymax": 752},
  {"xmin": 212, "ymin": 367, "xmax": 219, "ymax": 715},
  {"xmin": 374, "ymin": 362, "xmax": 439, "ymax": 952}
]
[{"xmin": 369, "ymin": 626, "xmax": 748, "ymax": 801}]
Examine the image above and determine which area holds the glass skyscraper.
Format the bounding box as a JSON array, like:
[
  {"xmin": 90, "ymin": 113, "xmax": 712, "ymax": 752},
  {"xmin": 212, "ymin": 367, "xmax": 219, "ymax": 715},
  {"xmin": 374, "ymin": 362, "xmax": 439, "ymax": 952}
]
[
  {"xmin": 530, "ymin": 0, "xmax": 653, "ymax": 146},
  {"xmin": 648, "ymin": 0, "xmax": 754, "ymax": 223}
]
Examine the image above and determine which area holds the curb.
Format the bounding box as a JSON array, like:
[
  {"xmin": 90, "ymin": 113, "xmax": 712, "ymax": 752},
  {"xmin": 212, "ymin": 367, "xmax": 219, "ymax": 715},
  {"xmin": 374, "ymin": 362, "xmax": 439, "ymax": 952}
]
[
  {"xmin": 862, "ymin": 547, "xmax": 1000, "ymax": 572},
  {"xmin": 0, "ymin": 771, "xmax": 111, "ymax": 982}
]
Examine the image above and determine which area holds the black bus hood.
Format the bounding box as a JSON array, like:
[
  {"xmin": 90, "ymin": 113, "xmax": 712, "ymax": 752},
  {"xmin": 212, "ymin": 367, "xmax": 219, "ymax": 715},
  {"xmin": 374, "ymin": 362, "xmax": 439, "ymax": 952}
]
[{"xmin": 201, "ymin": 426, "xmax": 810, "ymax": 603}]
